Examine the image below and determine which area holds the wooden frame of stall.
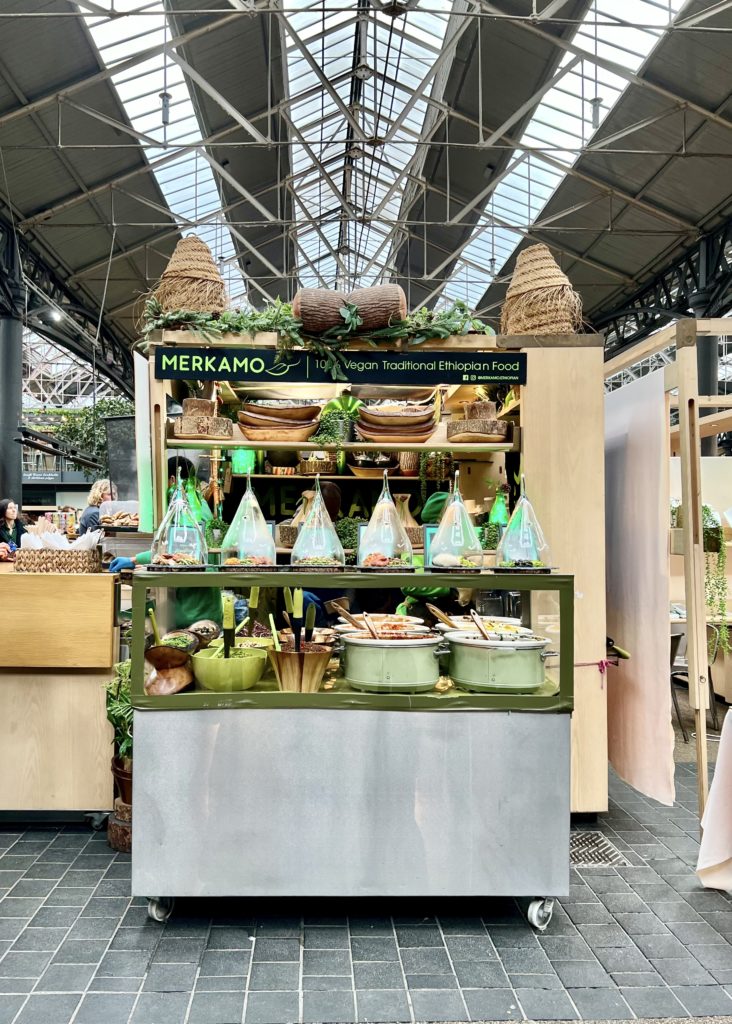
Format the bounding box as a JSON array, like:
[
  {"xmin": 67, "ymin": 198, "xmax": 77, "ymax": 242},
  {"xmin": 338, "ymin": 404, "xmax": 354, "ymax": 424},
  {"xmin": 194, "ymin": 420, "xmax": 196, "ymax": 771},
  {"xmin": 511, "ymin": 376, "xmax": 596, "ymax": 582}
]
[
  {"xmin": 143, "ymin": 328, "xmax": 609, "ymax": 814},
  {"xmin": 603, "ymin": 318, "xmax": 732, "ymax": 816}
]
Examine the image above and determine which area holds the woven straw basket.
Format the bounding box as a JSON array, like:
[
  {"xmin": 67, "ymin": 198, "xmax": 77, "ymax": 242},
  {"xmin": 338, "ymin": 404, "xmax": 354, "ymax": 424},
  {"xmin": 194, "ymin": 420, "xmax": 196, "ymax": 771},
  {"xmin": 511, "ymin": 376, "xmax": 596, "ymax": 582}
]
[
  {"xmin": 501, "ymin": 244, "xmax": 582, "ymax": 335},
  {"xmin": 15, "ymin": 549, "xmax": 102, "ymax": 574},
  {"xmin": 152, "ymin": 235, "xmax": 227, "ymax": 314}
]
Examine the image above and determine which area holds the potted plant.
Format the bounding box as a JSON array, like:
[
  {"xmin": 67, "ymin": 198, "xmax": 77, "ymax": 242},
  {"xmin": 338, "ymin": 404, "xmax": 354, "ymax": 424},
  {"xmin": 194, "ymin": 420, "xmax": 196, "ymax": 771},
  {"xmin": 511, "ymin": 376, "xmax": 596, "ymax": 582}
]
[
  {"xmin": 671, "ymin": 502, "xmax": 730, "ymax": 654},
  {"xmin": 106, "ymin": 660, "xmax": 133, "ymax": 804}
]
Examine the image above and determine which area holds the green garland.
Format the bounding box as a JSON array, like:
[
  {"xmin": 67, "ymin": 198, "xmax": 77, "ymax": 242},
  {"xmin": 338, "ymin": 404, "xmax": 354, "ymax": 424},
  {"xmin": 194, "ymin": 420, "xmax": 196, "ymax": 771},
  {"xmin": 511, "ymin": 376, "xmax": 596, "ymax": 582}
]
[
  {"xmin": 702, "ymin": 506, "xmax": 729, "ymax": 654},
  {"xmin": 141, "ymin": 297, "xmax": 495, "ymax": 382}
]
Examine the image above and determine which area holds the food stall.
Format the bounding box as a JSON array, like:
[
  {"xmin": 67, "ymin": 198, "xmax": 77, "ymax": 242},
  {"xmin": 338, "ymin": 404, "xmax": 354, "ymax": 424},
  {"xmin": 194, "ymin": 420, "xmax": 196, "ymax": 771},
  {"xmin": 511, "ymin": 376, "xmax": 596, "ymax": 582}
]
[{"xmin": 126, "ymin": 300, "xmax": 607, "ymax": 926}]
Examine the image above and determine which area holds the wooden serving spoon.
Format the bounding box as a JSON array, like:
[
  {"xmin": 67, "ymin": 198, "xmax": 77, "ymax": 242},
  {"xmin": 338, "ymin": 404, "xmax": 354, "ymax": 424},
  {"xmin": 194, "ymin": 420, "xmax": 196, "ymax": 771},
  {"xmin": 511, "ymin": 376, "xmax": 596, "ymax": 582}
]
[
  {"xmin": 361, "ymin": 611, "xmax": 381, "ymax": 640},
  {"xmin": 470, "ymin": 608, "xmax": 493, "ymax": 641},
  {"xmin": 331, "ymin": 601, "xmax": 364, "ymax": 631},
  {"xmin": 426, "ymin": 603, "xmax": 458, "ymax": 630}
]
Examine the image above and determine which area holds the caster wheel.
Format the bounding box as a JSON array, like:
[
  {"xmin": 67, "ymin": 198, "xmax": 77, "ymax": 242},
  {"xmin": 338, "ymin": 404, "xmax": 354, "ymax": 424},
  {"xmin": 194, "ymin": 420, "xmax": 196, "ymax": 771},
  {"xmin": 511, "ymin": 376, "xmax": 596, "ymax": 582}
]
[
  {"xmin": 527, "ymin": 898, "xmax": 554, "ymax": 931},
  {"xmin": 147, "ymin": 897, "xmax": 175, "ymax": 923},
  {"xmin": 85, "ymin": 812, "xmax": 109, "ymax": 832}
]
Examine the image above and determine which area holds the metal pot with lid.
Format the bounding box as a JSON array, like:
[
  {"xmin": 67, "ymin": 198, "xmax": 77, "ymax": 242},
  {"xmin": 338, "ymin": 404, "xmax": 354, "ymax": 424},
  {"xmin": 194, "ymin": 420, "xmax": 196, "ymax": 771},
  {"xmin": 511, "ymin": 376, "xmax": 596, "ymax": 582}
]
[
  {"xmin": 445, "ymin": 630, "xmax": 555, "ymax": 693},
  {"xmin": 341, "ymin": 632, "xmax": 443, "ymax": 693}
]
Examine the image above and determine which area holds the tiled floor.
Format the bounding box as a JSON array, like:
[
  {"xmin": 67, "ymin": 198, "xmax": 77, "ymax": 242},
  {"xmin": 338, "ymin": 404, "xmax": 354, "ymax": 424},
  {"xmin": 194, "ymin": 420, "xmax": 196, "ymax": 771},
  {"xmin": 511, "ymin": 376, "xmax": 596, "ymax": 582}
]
[{"xmin": 0, "ymin": 765, "xmax": 731, "ymax": 1023}]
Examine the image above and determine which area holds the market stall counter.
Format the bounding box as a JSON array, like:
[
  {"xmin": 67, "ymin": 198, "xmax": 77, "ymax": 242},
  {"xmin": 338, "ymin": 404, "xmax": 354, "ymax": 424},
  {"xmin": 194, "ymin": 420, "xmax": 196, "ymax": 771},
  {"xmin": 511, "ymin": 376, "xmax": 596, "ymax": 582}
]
[
  {"xmin": 0, "ymin": 571, "xmax": 116, "ymax": 812},
  {"xmin": 130, "ymin": 570, "xmax": 573, "ymax": 929}
]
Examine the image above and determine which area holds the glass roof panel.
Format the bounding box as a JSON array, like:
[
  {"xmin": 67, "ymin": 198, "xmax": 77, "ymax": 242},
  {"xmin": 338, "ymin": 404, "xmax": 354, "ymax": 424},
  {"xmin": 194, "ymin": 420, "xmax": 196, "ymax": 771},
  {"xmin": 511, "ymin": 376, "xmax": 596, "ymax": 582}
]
[{"xmin": 439, "ymin": 0, "xmax": 686, "ymax": 314}]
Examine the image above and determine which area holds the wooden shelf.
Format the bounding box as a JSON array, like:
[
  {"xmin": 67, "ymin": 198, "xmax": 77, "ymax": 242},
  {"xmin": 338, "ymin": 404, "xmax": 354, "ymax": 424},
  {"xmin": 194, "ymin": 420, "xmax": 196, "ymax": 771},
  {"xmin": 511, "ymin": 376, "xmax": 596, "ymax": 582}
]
[
  {"xmin": 169, "ymin": 438, "xmax": 514, "ymax": 454},
  {"xmin": 231, "ymin": 474, "xmax": 426, "ymax": 482}
]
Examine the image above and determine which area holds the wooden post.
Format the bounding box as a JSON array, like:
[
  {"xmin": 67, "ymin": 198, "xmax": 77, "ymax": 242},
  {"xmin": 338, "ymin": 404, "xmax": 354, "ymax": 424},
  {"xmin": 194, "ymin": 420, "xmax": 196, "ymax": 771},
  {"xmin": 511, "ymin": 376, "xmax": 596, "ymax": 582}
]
[
  {"xmin": 675, "ymin": 321, "xmax": 709, "ymax": 815},
  {"xmin": 148, "ymin": 355, "xmax": 168, "ymax": 529}
]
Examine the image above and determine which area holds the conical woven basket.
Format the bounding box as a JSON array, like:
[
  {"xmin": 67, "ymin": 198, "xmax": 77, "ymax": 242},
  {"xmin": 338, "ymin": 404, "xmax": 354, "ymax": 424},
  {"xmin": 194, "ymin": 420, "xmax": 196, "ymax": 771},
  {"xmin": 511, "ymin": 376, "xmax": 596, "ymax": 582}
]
[
  {"xmin": 501, "ymin": 244, "xmax": 582, "ymax": 335},
  {"xmin": 152, "ymin": 235, "xmax": 227, "ymax": 313}
]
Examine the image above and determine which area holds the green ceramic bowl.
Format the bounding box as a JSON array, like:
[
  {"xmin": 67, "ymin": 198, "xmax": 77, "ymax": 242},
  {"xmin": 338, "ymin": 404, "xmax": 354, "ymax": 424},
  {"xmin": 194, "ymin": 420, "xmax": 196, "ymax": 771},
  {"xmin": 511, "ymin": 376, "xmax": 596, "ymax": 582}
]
[{"xmin": 192, "ymin": 646, "xmax": 267, "ymax": 692}]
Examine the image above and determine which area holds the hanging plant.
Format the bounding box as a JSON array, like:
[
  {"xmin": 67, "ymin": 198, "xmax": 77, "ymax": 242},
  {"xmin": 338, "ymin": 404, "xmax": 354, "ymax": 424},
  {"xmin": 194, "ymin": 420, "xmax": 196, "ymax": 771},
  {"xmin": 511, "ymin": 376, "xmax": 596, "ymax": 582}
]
[
  {"xmin": 205, "ymin": 517, "xmax": 229, "ymax": 549},
  {"xmin": 703, "ymin": 506, "xmax": 729, "ymax": 653}
]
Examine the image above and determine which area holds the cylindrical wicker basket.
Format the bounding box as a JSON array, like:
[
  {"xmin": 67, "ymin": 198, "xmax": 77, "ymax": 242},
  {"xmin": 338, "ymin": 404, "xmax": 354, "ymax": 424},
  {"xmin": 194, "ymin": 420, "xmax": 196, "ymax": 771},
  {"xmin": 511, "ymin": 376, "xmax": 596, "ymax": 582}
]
[
  {"xmin": 501, "ymin": 244, "xmax": 582, "ymax": 336},
  {"xmin": 299, "ymin": 456, "xmax": 338, "ymax": 476},
  {"xmin": 152, "ymin": 235, "xmax": 227, "ymax": 314},
  {"xmin": 15, "ymin": 549, "xmax": 102, "ymax": 574}
]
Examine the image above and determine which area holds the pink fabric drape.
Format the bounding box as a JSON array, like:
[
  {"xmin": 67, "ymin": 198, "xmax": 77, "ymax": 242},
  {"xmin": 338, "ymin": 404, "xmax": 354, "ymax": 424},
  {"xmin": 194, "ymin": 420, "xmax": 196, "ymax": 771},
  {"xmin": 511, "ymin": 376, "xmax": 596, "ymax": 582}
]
[
  {"xmin": 697, "ymin": 712, "xmax": 732, "ymax": 890},
  {"xmin": 605, "ymin": 371, "xmax": 675, "ymax": 805}
]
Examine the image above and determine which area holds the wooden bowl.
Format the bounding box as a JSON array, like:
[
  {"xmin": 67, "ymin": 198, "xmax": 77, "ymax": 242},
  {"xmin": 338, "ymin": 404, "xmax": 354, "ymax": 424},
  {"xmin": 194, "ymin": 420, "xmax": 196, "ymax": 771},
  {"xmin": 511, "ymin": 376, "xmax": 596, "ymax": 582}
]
[
  {"xmin": 359, "ymin": 406, "xmax": 435, "ymax": 428},
  {"xmin": 241, "ymin": 402, "xmax": 320, "ymax": 422},
  {"xmin": 348, "ymin": 464, "xmax": 399, "ymax": 478},
  {"xmin": 356, "ymin": 418, "xmax": 436, "ymax": 437},
  {"xmin": 237, "ymin": 422, "xmax": 319, "ymax": 443},
  {"xmin": 238, "ymin": 409, "xmax": 319, "ymax": 429},
  {"xmin": 356, "ymin": 425, "xmax": 436, "ymax": 444}
]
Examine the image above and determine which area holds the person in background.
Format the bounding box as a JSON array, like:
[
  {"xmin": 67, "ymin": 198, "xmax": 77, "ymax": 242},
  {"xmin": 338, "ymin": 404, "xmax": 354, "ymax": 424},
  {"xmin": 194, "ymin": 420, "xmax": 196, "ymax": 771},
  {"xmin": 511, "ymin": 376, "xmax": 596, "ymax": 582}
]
[
  {"xmin": 78, "ymin": 479, "xmax": 113, "ymax": 536},
  {"xmin": 0, "ymin": 543, "xmax": 12, "ymax": 561},
  {"xmin": 0, "ymin": 499, "xmax": 27, "ymax": 551}
]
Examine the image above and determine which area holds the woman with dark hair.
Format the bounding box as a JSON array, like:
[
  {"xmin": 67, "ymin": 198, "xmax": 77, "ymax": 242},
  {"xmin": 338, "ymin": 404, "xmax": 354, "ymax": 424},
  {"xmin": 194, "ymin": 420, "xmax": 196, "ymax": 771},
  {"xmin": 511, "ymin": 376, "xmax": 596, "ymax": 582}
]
[{"xmin": 0, "ymin": 499, "xmax": 26, "ymax": 551}]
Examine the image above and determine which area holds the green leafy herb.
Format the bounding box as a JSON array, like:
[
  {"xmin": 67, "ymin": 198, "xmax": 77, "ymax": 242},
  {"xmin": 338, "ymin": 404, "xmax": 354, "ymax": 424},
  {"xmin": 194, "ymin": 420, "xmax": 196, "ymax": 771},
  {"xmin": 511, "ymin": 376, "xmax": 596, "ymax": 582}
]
[{"xmin": 105, "ymin": 660, "xmax": 133, "ymax": 761}]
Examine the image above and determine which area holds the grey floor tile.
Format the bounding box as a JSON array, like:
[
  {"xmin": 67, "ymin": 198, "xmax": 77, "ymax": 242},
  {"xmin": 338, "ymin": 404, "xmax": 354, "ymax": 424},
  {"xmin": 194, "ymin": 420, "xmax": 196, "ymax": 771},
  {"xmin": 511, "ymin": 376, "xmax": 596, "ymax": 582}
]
[
  {"xmin": 409, "ymin": 988, "xmax": 467, "ymax": 1022},
  {"xmin": 0, "ymin": 952, "xmax": 52, "ymax": 978},
  {"xmin": 188, "ymin": 991, "xmax": 245, "ymax": 1023},
  {"xmin": 131, "ymin": 990, "xmax": 190, "ymax": 1023},
  {"xmin": 564, "ymin": 902, "xmax": 614, "ymax": 925},
  {"xmin": 108, "ymin": 928, "xmax": 160, "ymax": 953},
  {"xmin": 400, "ymin": 947, "xmax": 452, "ymax": 975},
  {"xmin": 497, "ymin": 947, "xmax": 553, "ymax": 973},
  {"xmin": 688, "ymin": 941, "xmax": 732, "ymax": 969},
  {"xmin": 302, "ymin": 975, "xmax": 352, "ymax": 991},
  {"xmin": 207, "ymin": 927, "xmax": 254, "ymax": 950},
  {"xmin": 11, "ymin": 928, "xmax": 67, "ymax": 952},
  {"xmin": 667, "ymin": 919, "xmax": 729, "ymax": 943},
  {"xmin": 252, "ymin": 938, "xmax": 300, "ymax": 963},
  {"xmin": 454, "ymin": 961, "xmax": 511, "ymax": 988},
  {"xmin": 406, "ymin": 973, "xmax": 457, "ymax": 989},
  {"xmin": 0, "ymin": 921, "xmax": 28, "ymax": 942},
  {"xmin": 552, "ymin": 960, "xmax": 614, "ymax": 988},
  {"xmin": 152, "ymin": 937, "xmax": 205, "ymax": 963},
  {"xmin": 462, "ymin": 987, "xmax": 522, "ymax": 1021},
  {"xmin": 302, "ymin": 950, "xmax": 350, "ymax": 976},
  {"xmin": 576, "ymin": 923, "xmax": 634, "ymax": 947},
  {"xmin": 594, "ymin": 946, "xmax": 652, "ymax": 973},
  {"xmin": 438, "ymin": 917, "xmax": 487, "ymax": 936},
  {"xmin": 683, "ymin": 890, "xmax": 732, "ymax": 913},
  {"xmin": 632, "ymin": 931, "xmax": 688, "ymax": 958},
  {"xmin": 303, "ymin": 926, "xmax": 349, "ymax": 950},
  {"xmin": 350, "ymin": 937, "xmax": 399, "ymax": 962},
  {"xmin": 395, "ymin": 925, "xmax": 443, "ymax": 947},
  {"xmin": 597, "ymin": 890, "xmax": 648, "ymax": 913},
  {"xmin": 80, "ymin": 897, "xmax": 129, "ymax": 917},
  {"xmin": 52, "ymin": 939, "xmax": 109, "ymax": 964},
  {"xmin": 613, "ymin": 912, "xmax": 669, "ymax": 935},
  {"xmin": 514, "ymin": 987, "xmax": 578, "ymax": 1020},
  {"xmin": 610, "ymin": 971, "xmax": 663, "ymax": 987},
  {"xmin": 0, "ymin": 995, "xmax": 24, "ymax": 1024},
  {"xmin": 249, "ymin": 962, "xmax": 300, "ymax": 991},
  {"xmin": 8, "ymin": 880, "xmax": 56, "ymax": 899},
  {"xmin": 672, "ymin": 984, "xmax": 732, "ymax": 1015},
  {"xmin": 488, "ymin": 926, "xmax": 541, "ymax": 949},
  {"xmin": 0, "ymin": 979, "xmax": 36, "ymax": 994},
  {"xmin": 88, "ymin": 976, "xmax": 142, "ymax": 993},
  {"xmin": 302, "ymin": 990, "xmax": 356, "ymax": 1023},
  {"xmin": 567, "ymin": 986, "xmax": 634, "ymax": 1020},
  {"xmin": 143, "ymin": 963, "xmax": 198, "ymax": 991},
  {"xmin": 650, "ymin": 956, "xmax": 716, "ymax": 985},
  {"xmin": 255, "ymin": 918, "xmax": 301, "ymax": 939},
  {"xmin": 34, "ymin": 964, "xmax": 95, "ymax": 992},
  {"xmin": 74, "ymin": 992, "xmax": 137, "ymax": 1024},
  {"xmin": 96, "ymin": 950, "xmax": 151, "ymax": 978},
  {"xmin": 65, "ymin": 916, "xmax": 118, "ymax": 941},
  {"xmin": 507, "ymin": 972, "xmax": 563, "ymax": 990},
  {"xmin": 646, "ymin": 899, "xmax": 702, "ymax": 923},
  {"xmin": 353, "ymin": 962, "xmax": 404, "ymax": 989},
  {"xmin": 620, "ymin": 984, "xmax": 687, "ymax": 1016},
  {"xmin": 0, "ymin": 898, "xmax": 44, "ymax": 918},
  {"xmin": 444, "ymin": 936, "xmax": 495, "ymax": 962},
  {"xmin": 355, "ymin": 988, "xmax": 411, "ymax": 1023},
  {"xmin": 198, "ymin": 951, "xmax": 249, "ymax": 978},
  {"xmin": 347, "ymin": 917, "xmax": 393, "ymax": 936},
  {"xmin": 537, "ymin": 936, "xmax": 593, "ymax": 961},
  {"xmin": 14, "ymin": 993, "xmax": 81, "ymax": 1024}
]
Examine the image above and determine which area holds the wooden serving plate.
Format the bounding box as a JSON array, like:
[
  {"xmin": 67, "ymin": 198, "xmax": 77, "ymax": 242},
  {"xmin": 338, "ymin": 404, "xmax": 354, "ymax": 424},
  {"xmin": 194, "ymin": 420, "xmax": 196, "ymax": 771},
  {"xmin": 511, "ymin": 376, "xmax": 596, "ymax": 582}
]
[
  {"xmin": 237, "ymin": 422, "xmax": 319, "ymax": 443},
  {"xmin": 241, "ymin": 402, "xmax": 321, "ymax": 422}
]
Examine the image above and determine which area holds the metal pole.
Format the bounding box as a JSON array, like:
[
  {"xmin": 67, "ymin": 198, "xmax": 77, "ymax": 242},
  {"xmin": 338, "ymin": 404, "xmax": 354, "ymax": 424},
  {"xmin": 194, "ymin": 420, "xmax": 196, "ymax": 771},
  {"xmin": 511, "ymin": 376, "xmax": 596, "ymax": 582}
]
[
  {"xmin": 690, "ymin": 239, "xmax": 718, "ymax": 456},
  {"xmin": 0, "ymin": 314, "xmax": 23, "ymax": 504}
]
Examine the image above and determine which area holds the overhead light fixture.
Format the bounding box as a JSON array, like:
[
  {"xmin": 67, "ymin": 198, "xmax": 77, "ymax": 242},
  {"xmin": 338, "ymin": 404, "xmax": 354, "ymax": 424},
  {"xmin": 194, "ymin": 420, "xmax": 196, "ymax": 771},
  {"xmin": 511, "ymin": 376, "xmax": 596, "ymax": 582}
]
[
  {"xmin": 160, "ymin": 91, "xmax": 171, "ymax": 126},
  {"xmin": 50, "ymin": 309, "xmax": 63, "ymax": 323},
  {"xmin": 347, "ymin": 145, "xmax": 366, "ymax": 160},
  {"xmin": 354, "ymin": 61, "xmax": 373, "ymax": 81}
]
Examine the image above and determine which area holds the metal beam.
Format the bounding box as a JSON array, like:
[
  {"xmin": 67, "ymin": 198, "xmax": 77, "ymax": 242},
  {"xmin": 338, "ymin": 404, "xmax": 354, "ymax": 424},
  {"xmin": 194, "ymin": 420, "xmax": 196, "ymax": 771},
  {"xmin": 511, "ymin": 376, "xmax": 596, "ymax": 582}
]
[
  {"xmin": 675, "ymin": 0, "xmax": 732, "ymax": 29},
  {"xmin": 475, "ymin": 0, "xmax": 732, "ymax": 138},
  {"xmin": 0, "ymin": 12, "xmax": 241, "ymax": 131},
  {"xmin": 586, "ymin": 106, "xmax": 680, "ymax": 151},
  {"xmin": 167, "ymin": 52, "xmax": 268, "ymax": 144},
  {"xmin": 479, "ymin": 56, "xmax": 581, "ymax": 149},
  {"xmin": 196, "ymin": 150, "xmax": 276, "ymax": 222},
  {"xmin": 61, "ymin": 96, "xmax": 162, "ymax": 147}
]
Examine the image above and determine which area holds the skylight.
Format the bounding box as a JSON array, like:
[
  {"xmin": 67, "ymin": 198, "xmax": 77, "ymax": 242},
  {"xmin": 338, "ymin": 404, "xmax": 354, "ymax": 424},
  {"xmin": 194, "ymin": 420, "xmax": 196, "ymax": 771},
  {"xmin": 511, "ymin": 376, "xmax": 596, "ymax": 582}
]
[
  {"xmin": 84, "ymin": 0, "xmax": 249, "ymax": 307},
  {"xmin": 283, "ymin": 0, "xmax": 454, "ymax": 291},
  {"xmin": 439, "ymin": 0, "xmax": 686, "ymax": 314}
]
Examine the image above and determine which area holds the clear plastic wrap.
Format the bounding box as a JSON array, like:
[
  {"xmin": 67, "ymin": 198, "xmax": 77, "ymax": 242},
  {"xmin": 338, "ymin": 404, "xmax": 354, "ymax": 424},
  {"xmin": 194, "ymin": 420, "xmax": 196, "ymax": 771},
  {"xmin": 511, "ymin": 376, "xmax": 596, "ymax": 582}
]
[
  {"xmin": 290, "ymin": 475, "xmax": 345, "ymax": 570},
  {"xmin": 429, "ymin": 471, "xmax": 483, "ymax": 570},
  {"xmin": 358, "ymin": 471, "xmax": 413, "ymax": 569},
  {"xmin": 221, "ymin": 475, "xmax": 276, "ymax": 568},
  {"xmin": 150, "ymin": 474, "xmax": 208, "ymax": 569},
  {"xmin": 496, "ymin": 475, "xmax": 551, "ymax": 569}
]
